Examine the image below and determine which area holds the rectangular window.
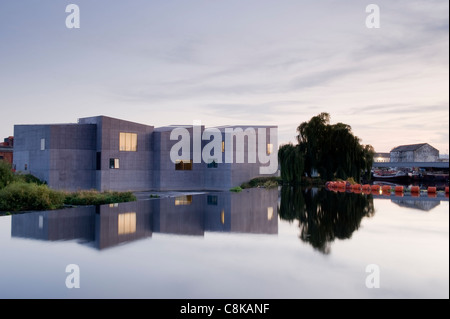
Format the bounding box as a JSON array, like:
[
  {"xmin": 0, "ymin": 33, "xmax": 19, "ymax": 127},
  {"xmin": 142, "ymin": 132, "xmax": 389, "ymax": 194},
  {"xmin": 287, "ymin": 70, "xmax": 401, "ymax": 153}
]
[
  {"xmin": 118, "ymin": 212, "xmax": 136, "ymax": 235},
  {"xmin": 40, "ymin": 138, "xmax": 45, "ymax": 151},
  {"xmin": 207, "ymin": 195, "xmax": 218, "ymax": 205},
  {"xmin": 110, "ymin": 158, "xmax": 119, "ymax": 169},
  {"xmin": 175, "ymin": 159, "xmax": 192, "ymax": 171},
  {"xmin": 119, "ymin": 132, "xmax": 137, "ymax": 152},
  {"xmin": 96, "ymin": 152, "xmax": 102, "ymax": 170},
  {"xmin": 267, "ymin": 143, "xmax": 273, "ymax": 155},
  {"xmin": 222, "ymin": 141, "xmax": 225, "ymax": 153},
  {"xmin": 175, "ymin": 195, "xmax": 193, "ymax": 206}
]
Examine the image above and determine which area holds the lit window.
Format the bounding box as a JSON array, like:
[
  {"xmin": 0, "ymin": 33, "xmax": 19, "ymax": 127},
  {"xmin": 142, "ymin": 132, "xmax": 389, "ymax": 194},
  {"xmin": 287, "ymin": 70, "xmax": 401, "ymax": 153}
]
[
  {"xmin": 110, "ymin": 158, "xmax": 119, "ymax": 169},
  {"xmin": 267, "ymin": 144, "xmax": 273, "ymax": 155},
  {"xmin": 222, "ymin": 141, "xmax": 225, "ymax": 153},
  {"xmin": 267, "ymin": 207, "xmax": 274, "ymax": 220},
  {"xmin": 175, "ymin": 160, "xmax": 192, "ymax": 170},
  {"xmin": 175, "ymin": 195, "xmax": 193, "ymax": 206},
  {"xmin": 220, "ymin": 209, "xmax": 225, "ymax": 224},
  {"xmin": 119, "ymin": 132, "xmax": 137, "ymax": 152},
  {"xmin": 118, "ymin": 212, "xmax": 136, "ymax": 235}
]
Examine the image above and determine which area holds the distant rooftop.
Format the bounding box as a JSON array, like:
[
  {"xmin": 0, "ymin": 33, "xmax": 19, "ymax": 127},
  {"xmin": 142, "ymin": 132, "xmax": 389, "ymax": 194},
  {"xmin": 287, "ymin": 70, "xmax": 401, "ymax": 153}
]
[{"xmin": 390, "ymin": 143, "xmax": 435, "ymax": 152}]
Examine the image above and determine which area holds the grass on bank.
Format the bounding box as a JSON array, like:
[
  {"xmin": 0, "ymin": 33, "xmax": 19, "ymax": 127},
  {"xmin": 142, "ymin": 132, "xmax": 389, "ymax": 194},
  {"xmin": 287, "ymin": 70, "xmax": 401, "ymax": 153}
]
[{"xmin": 0, "ymin": 161, "xmax": 137, "ymax": 212}]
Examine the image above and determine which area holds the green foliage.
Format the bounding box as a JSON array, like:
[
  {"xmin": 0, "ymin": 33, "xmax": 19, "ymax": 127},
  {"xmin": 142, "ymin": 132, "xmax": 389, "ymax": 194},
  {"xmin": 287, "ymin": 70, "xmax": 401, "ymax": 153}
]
[
  {"xmin": 295, "ymin": 112, "xmax": 374, "ymax": 182},
  {"xmin": 64, "ymin": 190, "xmax": 137, "ymax": 206},
  {"xmin": 0, "ymin": 182, "xmax": 66, "ymax": 212},
  {"xmin": 278, "ymin": 143, "xmax": 304, "ymax": 185},
  {"xmin": 278, "ymin": 186, "xmax": 375, "ymax": 254},
  {"xmin": 229, "ymin": 186, "xmax": 243, "ymax": 192},
  {"xmin": 0, "ymin": 160, "xmax": 14, "ymax": 189},
  {"xmin": 241, "ymin": 176, "xmax": 281, "ymax": 189},
  {"xmin": 149, "ymin": 194, "xmax": 160, "ymax": 198},
  {"xmin": 14, "ymin": 173, "xmax": 47, "ymax": 185}
]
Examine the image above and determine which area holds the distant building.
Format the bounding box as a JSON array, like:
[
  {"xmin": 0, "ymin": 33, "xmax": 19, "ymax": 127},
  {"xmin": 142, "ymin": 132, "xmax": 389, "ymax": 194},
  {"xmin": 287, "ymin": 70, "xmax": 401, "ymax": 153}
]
[
  {"xmin": 374, "ymin": 152, "xmax": 390, "ymax": 162},
  {"xmin": 0, "ymin": 136, "xmax": 14, "ymax": 166},
  {"xmin": 390, "ymin": 143, "xmax": 439, "ymax": 162},
  {"xmin": 13, "ymin": 116, "xmax": 277, "ymax": 191}
]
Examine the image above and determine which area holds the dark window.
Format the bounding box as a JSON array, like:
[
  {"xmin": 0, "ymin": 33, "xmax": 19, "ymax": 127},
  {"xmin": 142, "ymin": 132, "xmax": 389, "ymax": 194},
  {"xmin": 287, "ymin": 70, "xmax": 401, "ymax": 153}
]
[
  {"xmin": 0, "ymin": 156, "xmax": 3, "ymax": 160},
  {"xmin": 207, "ymin": 160, "xmax": 218, "ymax": 168},
  {"xmin": 96, "ymin": 152, "xmax": 101, "ymax": 170},
  {"xmin": 24, "ymin": 164, "xmax": 27, "ymax": 171},
  {"xmin": 110, "ymin": 158, "xmax": 119, "ymax": 169},
  {"xmin": 207, "ymin": 195, "xmax": 218, "ymax": 205}
]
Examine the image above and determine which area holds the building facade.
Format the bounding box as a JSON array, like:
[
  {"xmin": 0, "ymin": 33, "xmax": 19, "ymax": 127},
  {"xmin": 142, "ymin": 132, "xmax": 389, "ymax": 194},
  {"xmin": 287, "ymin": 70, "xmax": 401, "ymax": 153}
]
[
  {"xmin": 0, "ymin": 136, "xmax": 14, "ymax": 166},
  {"xmin": 390, "ymin": 143, "xmax": 439, "ymax": 162},
  {"xmin": 13, "ymin": 116, "xmax": 278, "ymax": 191},
  {"xmin": 373, "ymin": 152, "xmax": 390, "ymax": 163}
]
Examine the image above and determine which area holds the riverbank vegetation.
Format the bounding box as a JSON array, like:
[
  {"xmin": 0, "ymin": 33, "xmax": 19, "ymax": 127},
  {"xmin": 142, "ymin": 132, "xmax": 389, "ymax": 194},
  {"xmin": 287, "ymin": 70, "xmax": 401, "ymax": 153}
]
[
  {"xmin": 278, "ymin": 113, "xmax": 375, "ymax": 186},
  {"xmin": 0, "ymin": 160, "xmax": 137, "ymax": 213}
]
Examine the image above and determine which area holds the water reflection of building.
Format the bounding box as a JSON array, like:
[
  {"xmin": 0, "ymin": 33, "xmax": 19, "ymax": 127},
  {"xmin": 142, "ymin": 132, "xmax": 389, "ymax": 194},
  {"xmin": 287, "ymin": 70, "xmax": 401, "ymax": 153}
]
[
  {"xmin": 391, "ymin": 199, "xmax": 441, "ymax": 212},
  {"xmin": 152, "ymin": 188, "xmax": 278, "ymax": 236},
  {"xmin": 95, "ymin": 201, "xmax": 153, "ymax": 249},
  {"xmin": 10, "ymin": 188, "xmax": 278, "ymax": 250}
]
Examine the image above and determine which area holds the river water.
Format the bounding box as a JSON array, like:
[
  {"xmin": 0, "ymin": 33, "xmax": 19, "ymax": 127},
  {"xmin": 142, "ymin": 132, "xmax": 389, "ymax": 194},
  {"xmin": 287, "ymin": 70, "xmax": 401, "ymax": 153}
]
[{"xmin": 0, "ymin": 187, "xmax": 448, "ymax": 299}]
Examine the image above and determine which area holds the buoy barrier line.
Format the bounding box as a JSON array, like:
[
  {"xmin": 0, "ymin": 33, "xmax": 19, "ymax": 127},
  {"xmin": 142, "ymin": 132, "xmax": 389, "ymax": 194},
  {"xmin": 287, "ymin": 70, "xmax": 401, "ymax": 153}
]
[{"xmin": 325, "ymin": 181, "xmax": 449, "ymax": 198}]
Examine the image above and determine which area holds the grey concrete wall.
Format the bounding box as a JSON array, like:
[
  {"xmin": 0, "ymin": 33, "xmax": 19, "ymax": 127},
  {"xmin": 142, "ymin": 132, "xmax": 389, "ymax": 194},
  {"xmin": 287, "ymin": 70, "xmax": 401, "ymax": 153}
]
[
  {"xmin": 13, "ymin": 125, "xmax": 51, "ymax": 183},
  {"xmin": 48, "ymin": 124, "xmax": 97, "ymax": 191},
  {"xmin": 153, "ymin": 127, "xmax": 207, "ymax": 191},
  {"xmin": 80, "ymin": 116, "xmax": 154, "ymax": 191}
]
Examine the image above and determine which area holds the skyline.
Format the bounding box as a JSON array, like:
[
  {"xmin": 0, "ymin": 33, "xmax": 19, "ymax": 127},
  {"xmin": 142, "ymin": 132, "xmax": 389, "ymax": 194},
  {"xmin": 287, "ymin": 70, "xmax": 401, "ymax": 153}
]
[{"xmin": 0, "ymin": 1, "xmax": 448, "ymax": 154}]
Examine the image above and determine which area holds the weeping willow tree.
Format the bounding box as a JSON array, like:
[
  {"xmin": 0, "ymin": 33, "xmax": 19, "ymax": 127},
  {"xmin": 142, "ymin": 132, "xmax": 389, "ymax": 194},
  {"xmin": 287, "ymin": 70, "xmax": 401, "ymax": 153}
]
[
  {"xmin": 279, "ymin": 112, "xmax": 375, "ymax": 184},
  {"xmin": 278, "ymin": 143, "xmax": 304, "ymax": 184}
]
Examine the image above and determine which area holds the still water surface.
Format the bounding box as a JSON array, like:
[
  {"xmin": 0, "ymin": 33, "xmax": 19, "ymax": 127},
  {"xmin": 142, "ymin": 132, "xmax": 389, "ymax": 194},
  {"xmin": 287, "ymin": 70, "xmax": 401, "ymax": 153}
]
[{"xmin": 0, "ymin": 188, "xmax": 448, "ymax": 299}]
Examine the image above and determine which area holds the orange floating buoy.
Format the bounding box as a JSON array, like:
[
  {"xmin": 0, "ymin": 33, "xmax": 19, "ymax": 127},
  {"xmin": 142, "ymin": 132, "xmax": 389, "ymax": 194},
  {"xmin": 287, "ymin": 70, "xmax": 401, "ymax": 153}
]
[
  {"xmin": 410, "ymin": 186, "xmax": 420, "ymax": 197},
  {"xmin": 445, "ymin": 186, "xmax": 449, "ymax": 194},
  {"xmin": 371, "ymin": 184, "xmax": 380, "ymax": 192},
  {"xmin": 352, "ymin": 184, "xmax": 362, "ymax": 190},
  {"xmin": 427, "ymin": 187, "xmax": 437, "ymax": 194},
  {"xmin": 410, "ymin": 186, "xmax": 420, "ymax": 193},
  {"xmin": 362, "ymin": 184, "xmax": 371, "ymax": 190},
  {"xmin": 394, "ymin": 186, "xmax": 404, "ymax": 193},
  {"xmin": 382, "ymin": 185, "xmax": 391, "ymax": 196}
]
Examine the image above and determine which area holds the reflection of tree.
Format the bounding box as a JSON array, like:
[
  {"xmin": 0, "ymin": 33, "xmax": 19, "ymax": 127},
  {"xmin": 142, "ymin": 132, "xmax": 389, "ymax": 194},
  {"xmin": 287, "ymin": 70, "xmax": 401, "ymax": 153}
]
[{"xmin": 279, "ymin": 187, "xmax": 375, "ymax": 254}]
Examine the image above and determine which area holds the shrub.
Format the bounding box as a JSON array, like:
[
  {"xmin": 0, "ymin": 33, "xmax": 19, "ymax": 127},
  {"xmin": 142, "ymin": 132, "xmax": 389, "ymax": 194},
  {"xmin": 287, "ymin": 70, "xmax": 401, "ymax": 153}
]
[
  {"xmin": 240, "ymin": 176, "xmax": 281, "ymax": 189},
  {"xmin": 14, "ymin": 173, "xmax": 47, "ymax": 185},
  {"xmin": 0, "ymin": 160, "xmax": 14, "ymax": 189},
  {"xmin": 0, "ymin": 182, "xmax": 65, "ymax": 212},
  {"xmin": 230, "ymin": 186, "xmax": 243, "ymax": 192},
  {"xmin": 64, "ymin": 190, "xmax": 137, "ymax": 206}
]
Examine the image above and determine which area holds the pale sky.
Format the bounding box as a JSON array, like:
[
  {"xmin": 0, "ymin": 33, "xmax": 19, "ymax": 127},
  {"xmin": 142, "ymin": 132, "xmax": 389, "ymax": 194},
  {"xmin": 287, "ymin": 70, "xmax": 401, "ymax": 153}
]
[{"xmin": 0, "ymin": 0, "xmax": 448, "ymax": 154}]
